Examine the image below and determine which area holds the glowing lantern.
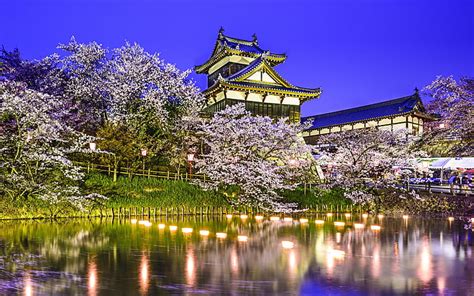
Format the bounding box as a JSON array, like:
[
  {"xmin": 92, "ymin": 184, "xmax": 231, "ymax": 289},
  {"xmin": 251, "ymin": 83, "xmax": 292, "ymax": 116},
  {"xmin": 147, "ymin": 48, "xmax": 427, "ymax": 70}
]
[
  {"xmin": 371, "ymin": 225, "xmax": 381, "ymax": 231},
  {"xmin": 216, "ymin": 232, "xmax": 227, "ymax": 239},
  {"xmin": 315, "ymin": 220, "xmax": 324, "ymax": 225},
  {"xmin": 334, "ymin": 221, "xmax": 345, "ymax": 227},
  {"xmin": 237, "ymin": 235, "xmax": 248, "ymax": 242},
  {"xmin": 226, "ymin": 214, "xmax": 233, "ymax": 219},
  {"xmin": 403, "ymin": 215, "xmax": 409, "ymax": 219},
  {"xmin": 131, "ymin": 219, "xmax": 137, "ymax": 224},
  {"xmin": 281, "ymin": 241, "xmax": 295, "ymax": 249},
  {"xmin": 158, "ymin": 224, "xmax": 166, "ymax": 229},
  {"xmin": 362, "ymin": 213, "xmax": 368, "ymax": 218},
  {"xmin": 448, "ymin": 217, "xmax": 454, "ymax": 222},
  {"xmin": 240, "ymin": 214, "xmax": 248, "ymax": 219},
  {"xmin": 169, "ymin": 225, "xmax": 178, "ymax": 231},
  {"xmin": 283, "ymin": 217, "xmax": 293, "ymax": 222},
  {"xmin": 182, "ymin": 228, "xmax": 193, "ymax": 234},
  {"xmin": 199, "ymin": 230, "xmax": 209, "ymax": 236},
  {"xmin": 270, "ymin": 216, "xmax": 280, "ymax": 221},
  {"xmin": 326, "ymin": 213, "xmax": 333, "ymax": 217},
  {"xmin": 354, "ymin": 223, "xmax": 365, "ymax": 229},
  {"xmin": 299, "ymin": 218, "xmax": 308, "ymax": 223},
  {"xmin": 255, "ymin": 215, "xmax": 264, "ymax": 220}
]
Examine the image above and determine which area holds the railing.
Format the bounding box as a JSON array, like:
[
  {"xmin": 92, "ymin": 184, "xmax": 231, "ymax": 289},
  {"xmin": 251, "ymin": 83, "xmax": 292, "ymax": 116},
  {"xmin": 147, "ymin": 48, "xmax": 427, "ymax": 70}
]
[
  {"xmin": 74, "ymin": 161, "xmax": 206, "ymax": 181},
  {"xmin": 409, "ymin": 183, "xmax": 473, "ymax": 195}
]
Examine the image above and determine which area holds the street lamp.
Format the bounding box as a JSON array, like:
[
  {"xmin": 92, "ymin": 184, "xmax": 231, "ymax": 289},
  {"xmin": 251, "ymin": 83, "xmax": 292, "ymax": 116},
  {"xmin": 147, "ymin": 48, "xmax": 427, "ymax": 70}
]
[
  {"xmin": 141, "ymin": 149, "xmax": 147, "ymax": 172},
  {"xmin": 187, "ymin": 153, "xmax": 195, "ymax": 178}
]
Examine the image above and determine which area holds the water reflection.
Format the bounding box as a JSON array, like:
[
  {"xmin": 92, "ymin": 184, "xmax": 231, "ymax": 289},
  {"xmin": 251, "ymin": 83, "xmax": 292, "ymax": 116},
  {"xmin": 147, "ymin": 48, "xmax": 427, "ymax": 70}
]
[
  {"xmin": 23, "ymin": 273, "xmax": 33, "ymax": 296},
  {"xmin": 139, "ymin": 253, "xmax": 149, "ymax": 295},
  {"xmin": 87, "ymin": 257, "xmax": 98, "ymax": 296},
  {"xmin": 185, "ymin": 247, "xmax": 196, "ymax": 287},
  {"xmin": 0, "ymin": 215, "xmax": 472, "ymax": 295}
]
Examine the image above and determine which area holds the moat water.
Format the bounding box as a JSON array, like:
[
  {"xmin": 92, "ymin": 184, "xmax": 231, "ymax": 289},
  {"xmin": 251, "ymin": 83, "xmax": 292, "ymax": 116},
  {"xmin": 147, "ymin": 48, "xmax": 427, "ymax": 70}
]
[{"xmin": 0, "ymin": 214, "xmax": 472, "ymax": 295}]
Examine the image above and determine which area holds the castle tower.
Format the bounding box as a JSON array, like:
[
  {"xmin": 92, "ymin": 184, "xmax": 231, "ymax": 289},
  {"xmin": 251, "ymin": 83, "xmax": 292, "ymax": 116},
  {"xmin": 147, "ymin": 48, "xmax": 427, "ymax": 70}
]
[{"xmin": 195, "ymin": 28, "xmax": 321, "ymax": 122}]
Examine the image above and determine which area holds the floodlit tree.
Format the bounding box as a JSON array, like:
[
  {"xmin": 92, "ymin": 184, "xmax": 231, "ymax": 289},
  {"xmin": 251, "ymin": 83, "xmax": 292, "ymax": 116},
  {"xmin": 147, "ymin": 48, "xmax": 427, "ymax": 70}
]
[
  {"xmin": 318, "ymin": 128, "xmax": 427, "ymax": 208},
  {"xmin": 102, "ymin": 42, "xmax": 205, "ymax": 170},
  {"xmin": 194, "ymin": 104, "xmax": 316, "ymax": 212},
  {"xmin": 423, "ymin": 76, "xmax": 474, "ymax": 156},
  {"xmin": 0, "ymin": 81, "xmax": 105, "ymax": 215}
]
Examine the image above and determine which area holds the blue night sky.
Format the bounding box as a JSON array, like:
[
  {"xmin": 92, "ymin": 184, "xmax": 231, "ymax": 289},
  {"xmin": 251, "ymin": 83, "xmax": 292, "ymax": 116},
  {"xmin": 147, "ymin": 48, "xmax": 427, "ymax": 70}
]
[{"xmin": 2, "ymin": 0, "xmax": 473, "ymax": 116}]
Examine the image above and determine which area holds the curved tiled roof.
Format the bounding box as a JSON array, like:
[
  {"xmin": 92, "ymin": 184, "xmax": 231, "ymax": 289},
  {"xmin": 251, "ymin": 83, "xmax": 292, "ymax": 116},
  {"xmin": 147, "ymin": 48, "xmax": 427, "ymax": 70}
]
[
  {"xmin": 301, "ymin": 94, "xmax": 424, "ymax": 129},
  {"xmin": 195, "ymin": 31, "xmax": 286, "ymax": 73}
]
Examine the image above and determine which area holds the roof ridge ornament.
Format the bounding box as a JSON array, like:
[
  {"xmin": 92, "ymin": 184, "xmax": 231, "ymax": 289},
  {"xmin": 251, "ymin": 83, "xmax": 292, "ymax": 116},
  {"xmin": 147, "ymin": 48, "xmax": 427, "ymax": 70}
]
[
  {"xmin": 252, "ymin": 33, "xmax": 258, "ymax": 45},
  {"xmin": 218, "ymin": 27, "xmax": 225, "ymax": 39}
]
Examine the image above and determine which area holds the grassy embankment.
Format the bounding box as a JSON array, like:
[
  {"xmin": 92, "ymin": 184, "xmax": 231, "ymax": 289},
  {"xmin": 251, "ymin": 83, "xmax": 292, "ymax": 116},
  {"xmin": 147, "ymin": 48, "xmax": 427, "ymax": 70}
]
[
  {"xmin": 0, "ymin": 173, "xmax": 350, "ymax": 219},
  {"xmin": 3, "ymin": 173, "xmax": 466, "ymax": 219}
]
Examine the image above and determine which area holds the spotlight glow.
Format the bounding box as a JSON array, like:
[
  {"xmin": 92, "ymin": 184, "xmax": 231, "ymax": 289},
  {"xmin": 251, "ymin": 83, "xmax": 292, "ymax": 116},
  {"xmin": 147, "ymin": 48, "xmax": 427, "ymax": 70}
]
[
  {"xmin": 131, "ymin": 219, "xmax": 137, "ymax": 224},
  {"xmin": 237, "ymin": 235, "xmax": 248, "ymax": 242},
  {"xmin": 281, "ymin": 241, "xmax": 295, "ymax": 249},
  {"xmin": 315, "ymin": 220, "xmax": 325, "ymax": 225},
  {"xmin": 403, "ymin": 215, "xmax": 409, "ymax": 219},
  {"xmin": 158, "ymin": 223, "xmax": 166, "ymax": 229},
  {"xmin": 182, "ymin": 228, "xmax": 193, "ymax": 234},
  {"xmin": 240, "ymin": 214, "xmax": 248, "ymax": 219},
  {"xmin": 448, "ymin": 217, "xmax": 454, "ymax": 222},
  {"xmin": 377, "ymin": 214, "xmax": 384, "ymax": 219},
  {"xmin": 283, "ymin": 217, "xmax": 293, "ymax": 222},
  {"xmin": 216, "ymin": 232, "xmax": 227, "ymax": 239},
  {"xmin": 255, "ymin": 215, "xmax": 264, "ymax": 220},
  {"xmin": 299, "ymin": 218, "xmax": 308, "ymax": 223},
  {"xmin": 270, "ymin": 216, "xmax": 280, "ymax": 221},
  {"xmin": 169, "ymin": 225, "xmax": 178, "ymax": 231},
  {"xmin": 334, "ymin": 221, "xmax": 345, "ymax": 227},
  {"xmin": 226, "ymin": 214, "xmax": 233, "ymax": 219},
  {"xmin": 371, "ymin": 225, "xmax": 381, "ymax": 231},
  {"xmin": 326, "ymin": 213, "xmax": 333, "ymax": 217},
  {"xmin": 199, "ymin": 230, "xmax": 209, "ymax": 236},
  {"xmin": 354, "ymin": 223, "xmax": 365, "ymax": 229}
]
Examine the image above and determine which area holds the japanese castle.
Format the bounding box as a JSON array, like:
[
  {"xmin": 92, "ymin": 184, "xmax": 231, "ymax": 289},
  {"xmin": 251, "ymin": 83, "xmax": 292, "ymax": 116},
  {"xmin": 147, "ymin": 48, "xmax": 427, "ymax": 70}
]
[
  {"xmin": 196, "ymin": 29, "xmax": 433, "ymax": 139},
  {"xmin": 195, "ymin": 28, "xmax": 321, "ymax": 122}
]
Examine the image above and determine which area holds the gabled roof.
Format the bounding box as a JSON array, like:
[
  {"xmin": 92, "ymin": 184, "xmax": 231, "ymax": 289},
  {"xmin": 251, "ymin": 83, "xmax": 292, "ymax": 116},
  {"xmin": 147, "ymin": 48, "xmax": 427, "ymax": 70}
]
[
  {"xmin": 203, "ymin": 56, "xmax": 321, "ymax": 102},
  {"xmin": 225, "ymin": 57, "xmax": 292, "ymax": 87},
  {"xmin": 195, "ymin": 29, "xmax": 287, "ymax": 74},
  {"xmin": 302, "ymin": 93, "xmax": 431, "ymax": 130}
]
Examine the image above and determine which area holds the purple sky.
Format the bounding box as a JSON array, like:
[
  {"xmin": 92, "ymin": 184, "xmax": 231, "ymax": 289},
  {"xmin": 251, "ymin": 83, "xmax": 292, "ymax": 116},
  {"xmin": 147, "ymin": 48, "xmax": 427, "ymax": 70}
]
[{"xmin": 2, "ymin": 0, "xmax": 473, "ymax": 116}]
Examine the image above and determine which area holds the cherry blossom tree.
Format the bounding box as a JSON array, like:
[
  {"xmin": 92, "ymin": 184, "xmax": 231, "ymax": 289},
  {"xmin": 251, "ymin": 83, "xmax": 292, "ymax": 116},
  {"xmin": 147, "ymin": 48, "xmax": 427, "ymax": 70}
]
[
  {"xmin": 317, "ymin": 128, "xmax": 427, "ymax": 208},
  {"xmin": 0, "ymin": 81, "xmax": 106, "ymax": 215},
  {"xmin": 423, "ymin": 76, "xmax": 474, "ymax": 156},
  {"xmin": 102, "ymin": 42, "xmax": 205, "ymax": 167},
  {"xmin": 194, "ymin": 104, "xmax": 317, "ymax": 212}
]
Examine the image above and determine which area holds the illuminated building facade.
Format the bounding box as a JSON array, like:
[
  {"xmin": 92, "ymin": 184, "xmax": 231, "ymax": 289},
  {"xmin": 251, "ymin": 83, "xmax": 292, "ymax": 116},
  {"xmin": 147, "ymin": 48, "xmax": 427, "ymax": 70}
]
[{"xmin": 302, "ymin": 91, "xmax": 434, "ymax": 144}]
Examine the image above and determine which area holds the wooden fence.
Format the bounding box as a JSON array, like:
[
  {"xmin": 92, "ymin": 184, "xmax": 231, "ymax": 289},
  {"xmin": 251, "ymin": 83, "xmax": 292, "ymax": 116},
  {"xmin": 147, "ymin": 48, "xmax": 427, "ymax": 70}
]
[
  {"xmin": 74, "ymin": 161, "xmax": 206, "ymax": 181},
  {"xmin": 73, "ymin": 203, "xmax": 363, "ymax": 219}
]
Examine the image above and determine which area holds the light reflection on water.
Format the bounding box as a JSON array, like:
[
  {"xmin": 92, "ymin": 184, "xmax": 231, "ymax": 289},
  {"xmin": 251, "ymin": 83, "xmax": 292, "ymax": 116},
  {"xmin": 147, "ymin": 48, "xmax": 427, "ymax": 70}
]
[{"xmin": 0, "ymin": 215, "xmax": 472, "ymax": 295}]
